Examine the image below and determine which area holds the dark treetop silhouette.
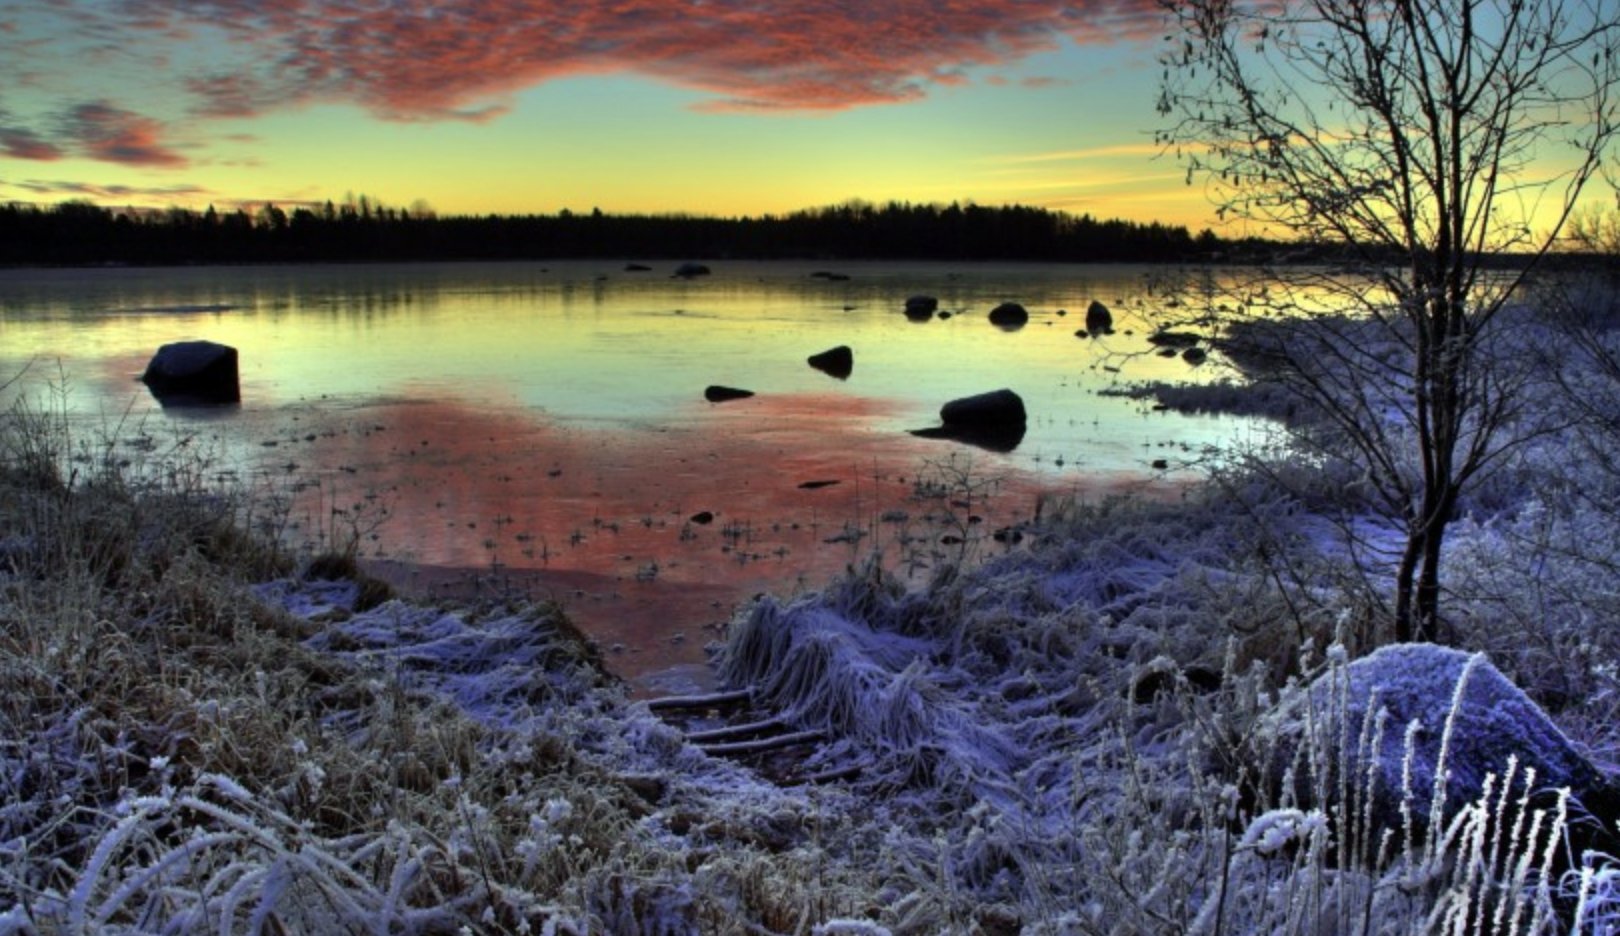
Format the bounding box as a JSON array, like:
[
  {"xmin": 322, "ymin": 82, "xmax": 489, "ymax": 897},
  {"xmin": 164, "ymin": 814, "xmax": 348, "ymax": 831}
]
[{"xmin": 0, "ymin": 198, "xmax": 1229, "ymax": 267}]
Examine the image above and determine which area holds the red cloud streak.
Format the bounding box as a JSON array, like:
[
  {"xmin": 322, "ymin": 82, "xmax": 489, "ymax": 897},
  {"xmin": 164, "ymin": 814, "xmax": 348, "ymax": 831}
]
[
  {"xmin": 0, "ymin": 127, "xmax": 64, "ymax": 160},
  {"xmin": 113, "ymin": 0, "xmax": 1166, "ymax": 119},
  {"xmin": 64, "ymin": 101, "xmax": 188, "ymax": 167}
]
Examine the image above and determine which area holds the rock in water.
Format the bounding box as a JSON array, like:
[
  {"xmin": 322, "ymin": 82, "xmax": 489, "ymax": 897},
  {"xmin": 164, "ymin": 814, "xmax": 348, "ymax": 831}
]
[
  {"xmin": 904, "ymin": 295, "xmax": 938, "ymax": 320},
  {"xmin": 1147, "ymin": 329, "xmax": 1200, "ymax": 348},
  {"xmin": 674, "ymin": 262, "xmax": 711, "ymax": 278},
  {"xmin": 704, "ymin": 385, "xmax": 755, "ymax": 403},
  {"xmin": 140, "ymin": 340, "xmax": 240, "ymax": 405},
  {"xmin": 911, "ymin": 388, "xmax": 1027, "ymax": 452},
  {"xmin": 988, "ymin": 302, "xmax": 1029, "ymax": 328},
  {"xmin": 1085, "ymin": 300, "xmax": 1114, "ymax": 335},
  {"xmin": 807, "ymin": 345, "xmax": 854, "ymax": 379},
  {"xmin": 940, "ymin": 388, "xmax": 1026, "ymax": 428}
]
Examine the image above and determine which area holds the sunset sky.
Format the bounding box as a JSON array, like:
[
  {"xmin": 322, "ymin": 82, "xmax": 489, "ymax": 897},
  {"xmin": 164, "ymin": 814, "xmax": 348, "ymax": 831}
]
[
  {"xmin": 0, "ymin": 1, "xmax": 1220, "ymax": 225},
  {"xmin": 0, "ymin": 1, "xmax": 1609, "ymax": 233}
]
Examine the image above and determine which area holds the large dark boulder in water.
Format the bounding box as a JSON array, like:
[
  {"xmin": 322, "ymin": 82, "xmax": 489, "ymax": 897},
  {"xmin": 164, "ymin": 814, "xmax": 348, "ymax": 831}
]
[
  {"xmin": 940, "ymin": 388, "xmax": 1026, "ymax": 429},
  {"xmin": 140, "ymin": 340, "xmax": 240, "ymax": 405},
  {"xmin": 807, "ymin": 345, "xmax": 854, "ymax": 380},
  {"xmin": 674, "ymin": 262, "xmax": 711, "ymax": 278},
  {"xmin": 1259, "ymin": 644, "xmax": 1619, "ymax": 849},
  {"xmin": 1085, "ymin": 300, "xmax": 1114, "ymax": 335},
  {"xmin": 911, "ymin": 388, "xmax": 1027, "ymax": 452},
  {"xmin": 988, "ymin": 302, "xmax": 1029, "ymax": 329}
]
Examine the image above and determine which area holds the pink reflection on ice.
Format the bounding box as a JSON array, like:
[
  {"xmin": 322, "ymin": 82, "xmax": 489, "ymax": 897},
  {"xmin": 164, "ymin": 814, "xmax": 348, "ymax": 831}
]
[{"xmin": 272, "ymin": 388, "xmax": 1149, "ymax": 690}]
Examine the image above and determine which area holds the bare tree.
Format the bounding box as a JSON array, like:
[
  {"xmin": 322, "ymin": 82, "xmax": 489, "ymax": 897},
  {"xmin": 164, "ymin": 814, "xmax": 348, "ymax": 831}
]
[
  {"xmin": 1567, "ymin": 197, "xmax": 1620, "ymax": 257},
  {"xmin": 1156, "ymin": 0, "xmax": 1620, "ymax": 642},
  {"xmin": 1543, "ymin": 197, "xmax": 1620, "ymax": 498}
]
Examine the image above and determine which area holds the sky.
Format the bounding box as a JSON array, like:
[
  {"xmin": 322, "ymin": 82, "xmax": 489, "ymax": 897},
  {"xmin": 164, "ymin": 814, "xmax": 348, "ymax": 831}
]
[
  {"xmin": 0, "ymin": 0, "xmax": 1220, "ymax": 227},
  {"xmin": 0, "ymin": 1, "xmax": 1610, "ymax": 234}
]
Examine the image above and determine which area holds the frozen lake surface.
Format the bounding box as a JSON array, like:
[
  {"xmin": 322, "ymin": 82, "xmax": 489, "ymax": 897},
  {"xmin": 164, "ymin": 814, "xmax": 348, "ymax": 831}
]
[{"xmin": 1, "ymin": 259, "xmax": 1262, "ymax": 687}]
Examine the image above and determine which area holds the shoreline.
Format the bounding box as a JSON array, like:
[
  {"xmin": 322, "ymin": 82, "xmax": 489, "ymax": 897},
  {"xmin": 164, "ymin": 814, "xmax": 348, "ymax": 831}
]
[
  {"xmin": 9, "ymin": 330, "xmax": 1620, "ymax": 930},
  {"xmin": 360, "ymin": 556, "xmax": 741, "ymax": 696}
]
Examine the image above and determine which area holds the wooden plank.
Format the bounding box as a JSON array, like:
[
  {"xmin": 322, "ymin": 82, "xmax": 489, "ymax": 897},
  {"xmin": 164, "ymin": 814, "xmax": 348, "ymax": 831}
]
[
  {"xmin": 684, "ymin": 716, "xmax": 790, "ymax": 745},
  {"xmin": 645, "ymin": 688, "xmax": 752, "ymax": 712},
  {"xmin": 700, "ymin": 729, "xmax": 825, "ymax": 758}
]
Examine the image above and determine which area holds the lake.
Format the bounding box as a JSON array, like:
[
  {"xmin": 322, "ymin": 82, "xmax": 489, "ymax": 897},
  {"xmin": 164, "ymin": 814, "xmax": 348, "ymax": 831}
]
[{"xmin": 0, "ymin": 260, "xmax": 1259, "ymax": 691}]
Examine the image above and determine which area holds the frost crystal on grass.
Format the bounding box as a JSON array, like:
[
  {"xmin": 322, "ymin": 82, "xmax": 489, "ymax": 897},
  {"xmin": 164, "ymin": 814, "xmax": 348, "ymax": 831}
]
[{"xmin": 1241, "ymin": 808, "xmax": 1327, "ymax": 855}]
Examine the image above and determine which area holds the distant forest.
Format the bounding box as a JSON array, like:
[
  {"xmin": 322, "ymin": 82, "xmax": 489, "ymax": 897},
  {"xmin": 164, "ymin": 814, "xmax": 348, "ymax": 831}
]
[{"xmin": 0, "ymin": 197, "xmax": 1237, "ymax": 266}]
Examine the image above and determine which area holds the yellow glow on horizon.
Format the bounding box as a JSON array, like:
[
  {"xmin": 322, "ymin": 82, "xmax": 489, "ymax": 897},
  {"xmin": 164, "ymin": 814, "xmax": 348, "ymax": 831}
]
[
  {"xmin": 11, "ymin": 90, "xmax": 1598, "ymax": 244},
  {"xmin": 981, "ymin": 143, "xmax": 1167, "ymax": 165}
]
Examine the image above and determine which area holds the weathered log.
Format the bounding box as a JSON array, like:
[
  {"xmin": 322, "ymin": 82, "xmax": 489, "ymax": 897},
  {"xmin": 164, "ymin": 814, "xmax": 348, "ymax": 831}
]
[
  {"xmin": 685, "ymin": 716, "xmax": 791, "ymax": 745},
  {"xmin": 645, "ymin": 688, "xmax": 753, "ymax": 712},
  {"xmin": 700, "ymin": 729, "xmax": 825, "ymax": 757}
]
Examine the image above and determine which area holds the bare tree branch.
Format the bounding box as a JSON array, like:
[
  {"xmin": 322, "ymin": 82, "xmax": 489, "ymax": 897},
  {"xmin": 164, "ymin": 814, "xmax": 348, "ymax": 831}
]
[{"xmin": 1158, "ymin": 0, "xmax": 1620, "ymax": 642}]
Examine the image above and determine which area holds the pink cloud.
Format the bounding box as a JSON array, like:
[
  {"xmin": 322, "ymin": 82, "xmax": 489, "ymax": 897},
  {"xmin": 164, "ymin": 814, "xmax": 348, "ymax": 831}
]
[
  {"xmin": 0, "ymin": 126, "xmax": 64, "ymax": 161},
  {"xmin": 183, "ymin": 73, "xmax": 280, "ymax": 119},
  {"xmin": 8, "ymin": 179, "xmax": 208, "ymax": 200},
  {"xmin": 61, "ymin": 101, "xmax": 188, "ymax": 167},
  {"xmin": 108, "ymin": 0, "xmax": 1166, "ymax": 119}
]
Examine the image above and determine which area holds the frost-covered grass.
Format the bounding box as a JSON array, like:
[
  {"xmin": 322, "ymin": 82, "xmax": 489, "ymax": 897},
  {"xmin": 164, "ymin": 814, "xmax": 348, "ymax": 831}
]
[
  {"xmin": 711, "ymin": 491, "xmax": 1620, "ymax": 933},
  {"xmin": 6, "ymin": 287, "xmax": 1620, "ymax": 936},
  {"xmin": 0, "ymin": 393, "xmax": 874, "ymax": 932}
]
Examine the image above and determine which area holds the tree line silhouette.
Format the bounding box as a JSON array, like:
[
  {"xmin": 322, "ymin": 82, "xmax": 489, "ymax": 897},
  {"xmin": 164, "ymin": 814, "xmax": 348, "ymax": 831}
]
[{"xmin": 0, "ymin": 197, "xmax": 1232, "ymax": 266}]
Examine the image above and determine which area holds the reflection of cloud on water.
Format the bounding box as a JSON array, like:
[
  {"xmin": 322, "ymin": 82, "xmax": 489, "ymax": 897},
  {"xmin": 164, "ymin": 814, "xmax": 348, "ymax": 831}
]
[
  {"xmin": 292, "ymin": 390, "xmax": 945, "ymax": 573},
  {"xmin": 31, "ymin": 349, "xmax": 165, "ymax": 418},
  {"xmin": 695, "ymin": 386, "xmax": 924, "ymax": 435},
  {"xmin": 279, "ymin": 390, "xmax": 1086, "ymax": 685}
]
